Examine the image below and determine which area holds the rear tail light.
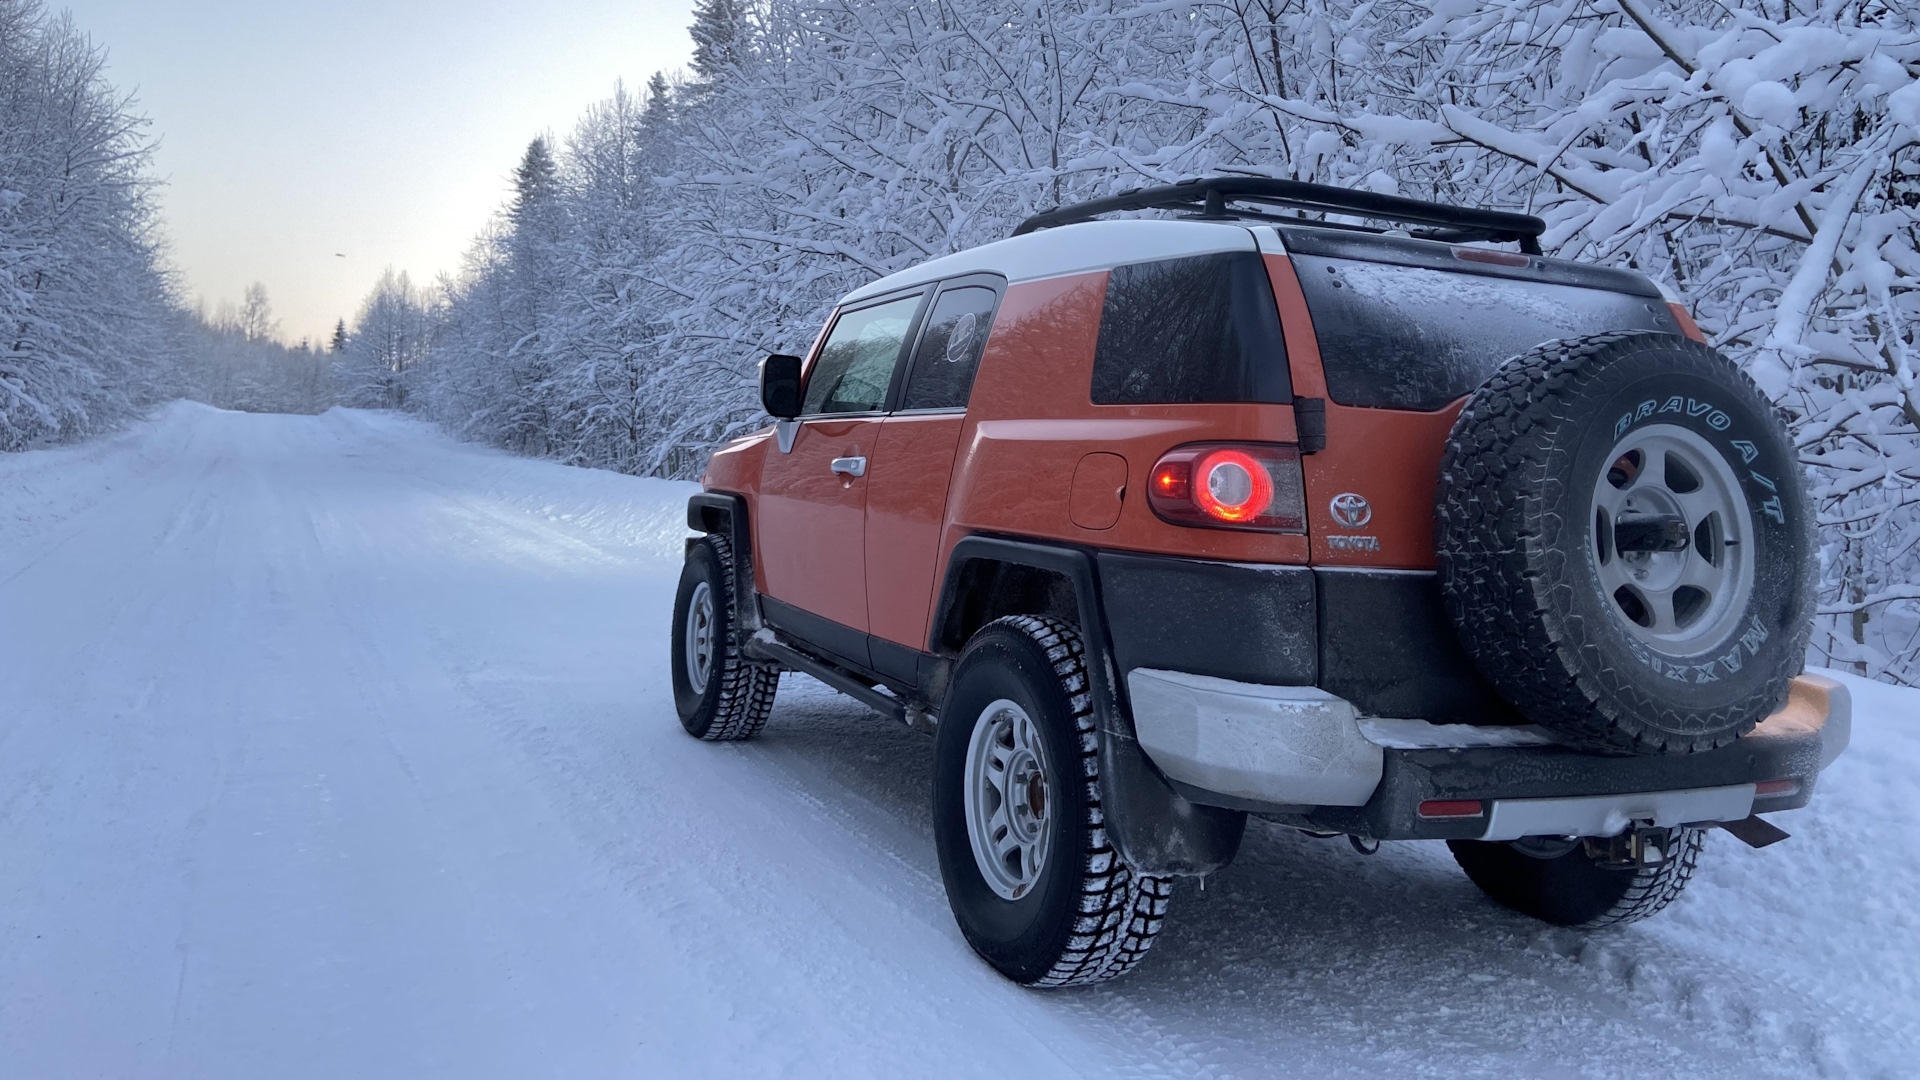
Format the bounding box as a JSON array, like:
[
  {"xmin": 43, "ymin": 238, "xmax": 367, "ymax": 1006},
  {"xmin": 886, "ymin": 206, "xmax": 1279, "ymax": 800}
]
[
  {"xmin": 1754, "ymin": 779, "xmax": 1799, "ymax": 798},
  {"xmin": 1147, "ymin": 443, "xmax": 1306, "ymax": 532},
  {"xmin": 1418, "ymin": 800, "xmax": 1486, "ymax": 819}
]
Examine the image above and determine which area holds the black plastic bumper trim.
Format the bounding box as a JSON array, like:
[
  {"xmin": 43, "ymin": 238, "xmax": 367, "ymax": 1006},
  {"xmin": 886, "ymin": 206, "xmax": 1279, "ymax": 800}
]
[{"xmin": 1279, "ymin": 720, "xmax": 1839, "ymax": 842}]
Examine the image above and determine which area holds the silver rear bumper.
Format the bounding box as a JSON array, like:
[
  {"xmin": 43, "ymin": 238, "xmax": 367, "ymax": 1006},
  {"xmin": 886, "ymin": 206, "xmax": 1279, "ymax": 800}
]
[{"xmin": 1126, "ymin": 668, "xmax": 1852, "ymax": 840}]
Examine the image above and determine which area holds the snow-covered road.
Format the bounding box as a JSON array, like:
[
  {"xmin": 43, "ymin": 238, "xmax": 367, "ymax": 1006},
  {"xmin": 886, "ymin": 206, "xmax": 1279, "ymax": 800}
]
[{"xmin": 1, "ymin": 404, "xmax": 1914, "ymax": 1079}]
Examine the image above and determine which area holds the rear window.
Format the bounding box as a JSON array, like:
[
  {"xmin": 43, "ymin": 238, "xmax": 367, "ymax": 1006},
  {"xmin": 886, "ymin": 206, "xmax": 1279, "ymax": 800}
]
[
  {"xmin": 1293, "ymin": 256, "xmax": 1677, "ymax": 411},
  {"xmin": 900, "ymin": 284, "xmax": 998, "ymax": 411},
  {"xmin": 1091, "ymin": 251, "xmax": 1291, "ymax": 405}
]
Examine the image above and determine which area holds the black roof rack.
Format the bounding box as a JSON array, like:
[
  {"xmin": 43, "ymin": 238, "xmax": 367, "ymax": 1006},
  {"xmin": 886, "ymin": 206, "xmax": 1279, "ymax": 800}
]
[{"xmin": 1012, "ymin": 176, "xmax": 1546, "ymax": 255}]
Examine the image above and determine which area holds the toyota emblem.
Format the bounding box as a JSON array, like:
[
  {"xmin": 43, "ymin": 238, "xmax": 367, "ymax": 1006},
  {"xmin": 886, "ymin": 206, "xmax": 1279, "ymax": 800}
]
[{"xmin": 1330, "ymin": 492, "xmax": 1372, "ymax": 529}]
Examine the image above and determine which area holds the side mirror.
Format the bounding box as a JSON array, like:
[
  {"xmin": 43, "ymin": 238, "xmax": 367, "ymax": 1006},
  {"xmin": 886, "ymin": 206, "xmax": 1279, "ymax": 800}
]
[{"xmin": 761, "ymin": 353, "xmax": 803, "ymax": 419}]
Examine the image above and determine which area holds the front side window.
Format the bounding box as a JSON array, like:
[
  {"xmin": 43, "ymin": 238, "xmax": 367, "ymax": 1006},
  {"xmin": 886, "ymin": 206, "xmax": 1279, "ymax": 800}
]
[
  {"xmin": 900, "ymin": 285, "xmax": 999, "ymax": 411},
  {"xmin": 1091, "ymin": 251, "xmax": 1291, "ymax": 406},
  {"xmin": 802, "ymin": 294, "xmax": 923, "ymax": 415}
]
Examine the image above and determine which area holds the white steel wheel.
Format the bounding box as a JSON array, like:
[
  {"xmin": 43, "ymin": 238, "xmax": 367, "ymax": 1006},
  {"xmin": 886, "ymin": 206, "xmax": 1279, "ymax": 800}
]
[
  {"xmin": 931, "ymin": 615, "xmax": 1172, "ymax": 987},
  {"xmin": 962, "ymin": 698, "xmax": 1054, "ymax": 902},
  {"xmin": 1589, "ymin": 423, "xmax": 1756, "ymax": 654},
  {"xmin": 684, "ymin": 580, "xmax": 716, "ymax": 692}
]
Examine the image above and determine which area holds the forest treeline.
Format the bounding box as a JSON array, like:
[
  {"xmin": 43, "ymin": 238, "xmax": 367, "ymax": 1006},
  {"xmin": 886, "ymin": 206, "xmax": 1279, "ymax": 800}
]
[
  {"xmin": 0, "ymin": 0, "xmax": 333, "ymax": 445},
  {"xmin": 4, "ymin": 0, "xmax": 1918, "ymax": 681},
  {"xmin": 341, "ymin": 0, "xmax": 1920, "ymax": 681}
]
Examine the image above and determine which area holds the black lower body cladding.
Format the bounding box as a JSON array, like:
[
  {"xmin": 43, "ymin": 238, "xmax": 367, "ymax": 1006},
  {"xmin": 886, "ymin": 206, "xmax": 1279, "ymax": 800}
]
[
  {"xmin": 1099, "ymin": 552, "xmax": 1519, "ymax": 725},
  {"xmin": 1098, "ymin": 551, "xmax": 1316, "ymax": 685},
  {"xmin": 1316, "ymin": 570, "xmax": 1522, "ymax": 724},
  {"xmin": 1437, "ymin": 331, "xmax": 1816, "ymax": 755}
]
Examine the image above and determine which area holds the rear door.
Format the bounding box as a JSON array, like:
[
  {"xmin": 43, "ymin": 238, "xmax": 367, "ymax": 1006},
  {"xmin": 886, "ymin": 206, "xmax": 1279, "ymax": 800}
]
[
  {"xmin": 757, "ymin": 290, "xmax": 927, "ymax": 664},
  {"xmin": 863, "ymin": 278, "xmax": 1002, "ymax": 669},
  {"xmin": 1269, "ymin": 226, "xmax": 1679, "ymax": 569}
]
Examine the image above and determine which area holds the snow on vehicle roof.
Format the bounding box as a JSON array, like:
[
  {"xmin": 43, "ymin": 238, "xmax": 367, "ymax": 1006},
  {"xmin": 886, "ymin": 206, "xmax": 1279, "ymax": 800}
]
[{"xmin": 841, "ymin": 218, "xmax": 1257, "ymax": 304}]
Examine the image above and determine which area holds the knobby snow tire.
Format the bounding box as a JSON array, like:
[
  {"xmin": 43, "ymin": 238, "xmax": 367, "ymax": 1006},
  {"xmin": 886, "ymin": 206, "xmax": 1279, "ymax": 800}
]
[
  {"xmin": 1448, "ymin": 828, "xmax": 1706, "ymax": 928},
  {"xmin": 671, "ymin": 535, "xmax": 778, "ymax": 741},
  {"xmin": 932, "ymin": 616, "xmax": 1172, "ymax": 987},
  {"xmin": 1437, "ymin": 331, "xmax": 1816, "ymax": 755}
]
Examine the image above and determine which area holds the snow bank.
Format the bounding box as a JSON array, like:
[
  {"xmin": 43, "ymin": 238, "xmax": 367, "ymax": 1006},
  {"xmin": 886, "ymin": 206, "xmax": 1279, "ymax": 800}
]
[
  {"xmin": 0, "ymin": 400, "xmax": 218, "ymax": 551},
  {"xmin": 314, "ymin": 407, "xmax": 701, "ymax": 561}
]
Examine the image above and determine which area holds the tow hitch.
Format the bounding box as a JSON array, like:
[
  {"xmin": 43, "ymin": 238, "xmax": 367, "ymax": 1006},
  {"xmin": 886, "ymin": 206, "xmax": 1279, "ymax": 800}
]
[
  {"xmin": 1585, "ymin": 825, "xmax": 1677, "ymax": 869},
  {"xmin": 1583, "ymin": 816, "xmax": 1791, "ymax": 867}
]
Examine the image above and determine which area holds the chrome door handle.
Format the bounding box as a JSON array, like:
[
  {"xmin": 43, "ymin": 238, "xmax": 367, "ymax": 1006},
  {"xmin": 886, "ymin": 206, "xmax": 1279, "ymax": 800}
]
[{"xmin": 830, "ymin": 456, "xmax": 867, "ymax": 478}]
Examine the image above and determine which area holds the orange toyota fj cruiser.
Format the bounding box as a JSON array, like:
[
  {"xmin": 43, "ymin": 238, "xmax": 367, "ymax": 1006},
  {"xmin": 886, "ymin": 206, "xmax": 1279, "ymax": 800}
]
[{"xmin": 670, "ymin": 178, "xmax": 1850, "ymax": 987}]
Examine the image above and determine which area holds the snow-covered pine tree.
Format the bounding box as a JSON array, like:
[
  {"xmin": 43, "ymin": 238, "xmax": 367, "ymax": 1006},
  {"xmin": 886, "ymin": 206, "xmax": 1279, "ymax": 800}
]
[{"xmin": 689, "ymin": 0, "xmax": 746, "ymax": 82}]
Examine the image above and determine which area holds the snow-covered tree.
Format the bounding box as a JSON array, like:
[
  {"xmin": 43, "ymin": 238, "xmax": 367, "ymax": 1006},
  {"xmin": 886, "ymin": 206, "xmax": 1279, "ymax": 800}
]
[
  {"xmin": 177, "ymin": 289, "xmax": 332, "ymax": 416},
  {"xmin": 0, "ymin": 0, "xmax": 180, "ymax": 450},
  {"xmin": 689, "ymin": 0, "xmax": 747, "ymax": 82},
  {"xmin": 337, "ymin": 268, "xmax": 436, "ymax": 410},
  {"xmin": 237, "ymin": 282, "xmax": 278, "ymax": 344}
]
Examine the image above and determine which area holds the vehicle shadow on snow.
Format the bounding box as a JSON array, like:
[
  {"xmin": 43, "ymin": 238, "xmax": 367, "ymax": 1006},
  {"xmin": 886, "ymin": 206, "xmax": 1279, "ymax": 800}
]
[{"xmin": 753, "ymin": 679, "xmax": 1829, "ymax": 1078}]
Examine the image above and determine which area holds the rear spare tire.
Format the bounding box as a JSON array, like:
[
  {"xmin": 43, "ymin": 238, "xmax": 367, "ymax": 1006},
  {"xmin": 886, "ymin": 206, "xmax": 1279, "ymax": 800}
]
[{"xmin": 1437, "ymin": 331, "xmax": 1814, "ymax": 754}]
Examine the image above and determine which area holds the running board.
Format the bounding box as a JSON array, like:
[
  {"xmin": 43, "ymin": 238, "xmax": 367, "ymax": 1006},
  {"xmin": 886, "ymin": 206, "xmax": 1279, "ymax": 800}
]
[{"xmin": 747, "ymin": 633, "xmax": 909, "ymax": 726}]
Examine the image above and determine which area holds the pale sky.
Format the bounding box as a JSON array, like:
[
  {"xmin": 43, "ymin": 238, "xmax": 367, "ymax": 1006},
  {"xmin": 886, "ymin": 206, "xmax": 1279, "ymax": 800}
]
[{"xmin": 59, "ymin": 0, "xmax": 697, "ymax": 344}]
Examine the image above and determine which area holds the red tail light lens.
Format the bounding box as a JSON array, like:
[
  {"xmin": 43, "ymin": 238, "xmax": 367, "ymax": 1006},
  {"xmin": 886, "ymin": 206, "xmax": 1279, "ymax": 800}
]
[
  {"xmin": 1147, "ymin": 443, "xmax": 1305, "ymax": 532},
  {"xmin": 1418, "ymin": 800, "xmax": 1486, "ymax": 819}
]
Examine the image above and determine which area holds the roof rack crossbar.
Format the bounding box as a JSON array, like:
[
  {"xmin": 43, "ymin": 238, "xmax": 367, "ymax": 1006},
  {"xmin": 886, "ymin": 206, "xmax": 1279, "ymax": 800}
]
[{"xmin": 1012, "ymin": 177, "xmax": 1547, "ymax": 254}]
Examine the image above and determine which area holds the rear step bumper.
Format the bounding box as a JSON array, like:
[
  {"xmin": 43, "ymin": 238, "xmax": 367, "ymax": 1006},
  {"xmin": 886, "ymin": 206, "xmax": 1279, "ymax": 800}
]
[{"xmin": 1127, "ymin": 669, "xmax": 1851, "ymax": 842}]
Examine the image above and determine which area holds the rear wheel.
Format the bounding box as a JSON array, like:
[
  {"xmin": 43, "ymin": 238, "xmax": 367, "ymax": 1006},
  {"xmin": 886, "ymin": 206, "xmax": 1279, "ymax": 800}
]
[
  {"xmin": 932, "ymin": 616, "xmax": 1170, "ymax": 986},
  {"xmin": 1448, "ymin": 828, "xmax": 1706, "ymax": 928},
  {"xmin": 670, "ymin": 535, "xmax": 777, "ymax": 741}
]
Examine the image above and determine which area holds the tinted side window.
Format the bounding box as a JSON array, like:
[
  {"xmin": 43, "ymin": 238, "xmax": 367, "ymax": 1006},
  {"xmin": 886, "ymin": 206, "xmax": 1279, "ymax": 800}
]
[
  {"xmin": 1293, "ymin": 256, "xmax": 1678, "ymax": 411},
  {"xmin": 802, "ymin": 294, "xmax": 923, "ymax": 414},
  {"xmin": 901, "ymin": 285, "xmax": 999, "ymax": 411},
  {"xmin": 1091, "ymin": 251, "xmax": 1291, "ymax": 405}
]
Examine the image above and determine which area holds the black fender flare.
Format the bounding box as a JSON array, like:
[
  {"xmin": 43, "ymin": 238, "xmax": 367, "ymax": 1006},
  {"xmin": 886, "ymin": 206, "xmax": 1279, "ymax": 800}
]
[
  {"xmin": 931, "ymin": 535, "xmax": 1245, "ymax": 876},
  {"xmin": 686, "ymin": 492, "xmax": 762, "ymax": 633}
]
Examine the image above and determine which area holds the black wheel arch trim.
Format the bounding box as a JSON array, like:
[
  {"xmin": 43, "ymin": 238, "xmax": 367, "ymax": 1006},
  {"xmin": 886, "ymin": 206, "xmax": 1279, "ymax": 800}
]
[
  {"xmin": 931, "ymin": 534, "xmax": 1247, "ymax": 876},
  {"xmin": 687, "ymin": 492, "xmax": 760, "ymax": 633}
]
